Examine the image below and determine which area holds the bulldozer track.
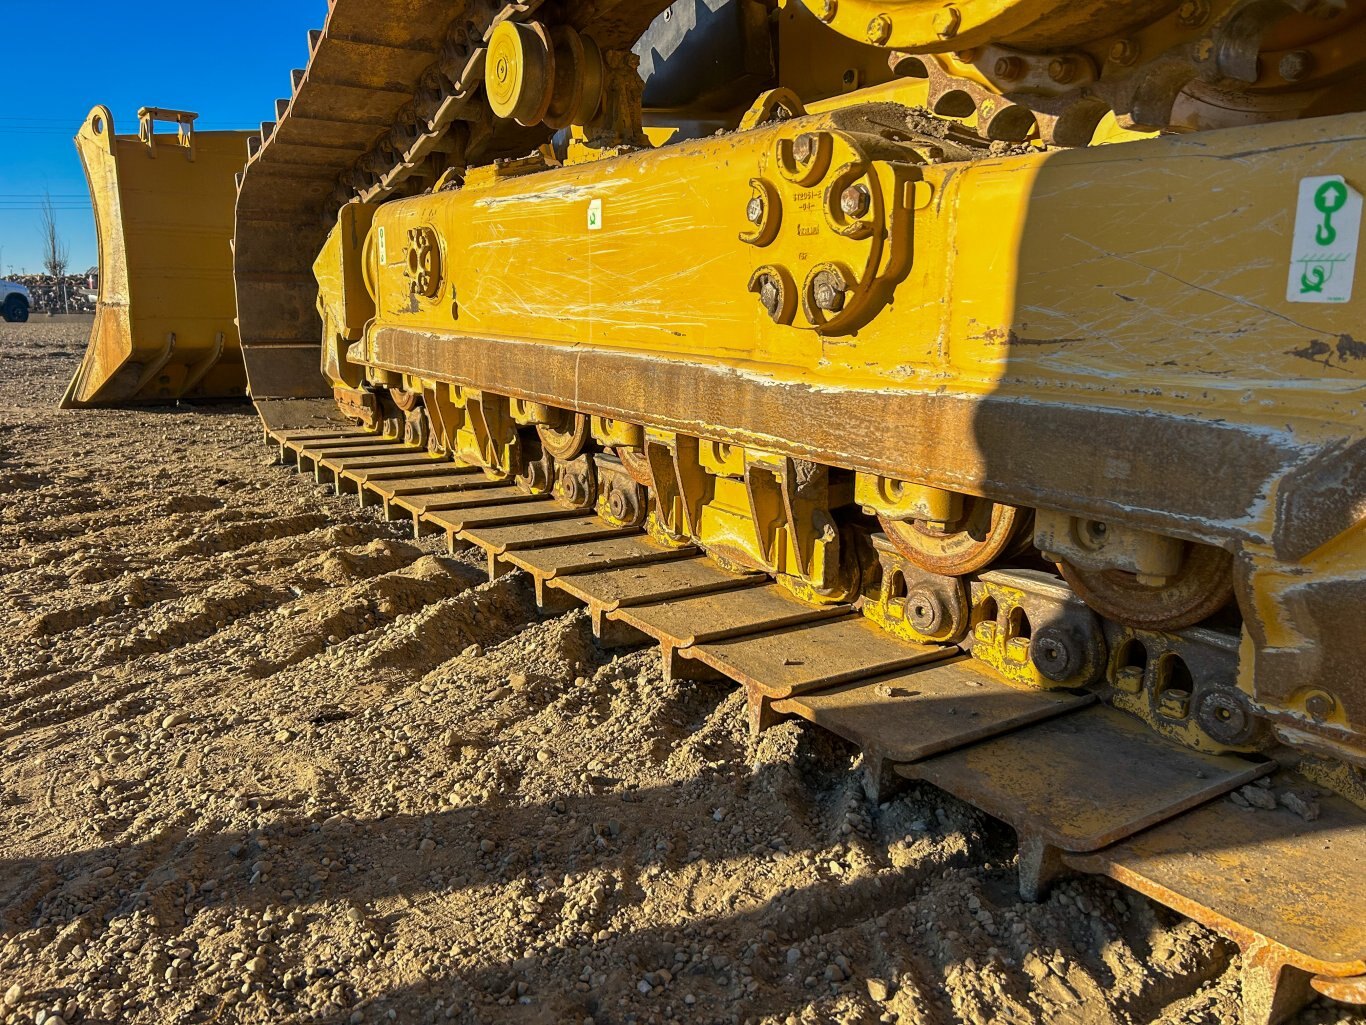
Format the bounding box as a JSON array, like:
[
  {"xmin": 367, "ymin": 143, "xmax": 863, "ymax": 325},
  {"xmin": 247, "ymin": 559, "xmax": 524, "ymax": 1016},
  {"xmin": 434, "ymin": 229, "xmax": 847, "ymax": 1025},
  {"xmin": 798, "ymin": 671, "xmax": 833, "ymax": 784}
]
[
  {"xmin": 208, "ymin": 2, "xmax": 1366, "ymax": 1021},
  {"xmin": 267, "ymin": 418, "xmax": 1366, "ymax": 1025}
]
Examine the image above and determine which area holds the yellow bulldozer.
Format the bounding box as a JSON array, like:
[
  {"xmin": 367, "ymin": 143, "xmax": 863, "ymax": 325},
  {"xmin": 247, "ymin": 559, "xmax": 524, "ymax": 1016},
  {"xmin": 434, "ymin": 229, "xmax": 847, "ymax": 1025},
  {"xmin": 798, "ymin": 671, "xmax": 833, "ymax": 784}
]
[{"xmin": 68, "ymin": 2, "xmax": 1366, "ymax": 1021}]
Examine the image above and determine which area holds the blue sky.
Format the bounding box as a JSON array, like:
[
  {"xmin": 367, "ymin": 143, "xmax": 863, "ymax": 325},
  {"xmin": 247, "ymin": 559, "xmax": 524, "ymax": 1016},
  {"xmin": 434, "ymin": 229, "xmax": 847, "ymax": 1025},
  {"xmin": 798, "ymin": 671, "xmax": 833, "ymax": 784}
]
[{"xmin": 0, "ymin": 1, "xmax": 326, "ymax": 276}]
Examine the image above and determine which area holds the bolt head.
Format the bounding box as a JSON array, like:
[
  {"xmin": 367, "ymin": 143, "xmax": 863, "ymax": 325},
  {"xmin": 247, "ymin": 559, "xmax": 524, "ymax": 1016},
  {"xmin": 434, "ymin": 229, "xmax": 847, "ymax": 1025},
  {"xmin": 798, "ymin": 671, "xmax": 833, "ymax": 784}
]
[
  {"xmin": 905, "ymin": 590, "xmax": 943, "ymax": 634},
  {"xmin": 867, "ymin": 13, "xmax": 892, "ymax": 45},
  {"xmin": 816, "ymin": 0, "xmax": 837, "ymax": 21},
  {"xmin": 1279, "ymin": 50, "xmax": 1314, "ymax": 82},
  {"xmin": 813, "ymin": 281, "xmax": 845, "ymax": 312},
  {"xmin": 1305, "ymin": 691, "xmax": 1336, "ymax": 719},
  {"xmin": 756, "ymin": 275, "xmax": 782, "ymax": 318},
  {"xmin": 792, "ymin": 133, "xmax": 816, "ymax": 163},
  {"xmin": 746, "ymin": 195, "xmax": 765, "ymax": 225},
  {"xmin": 1030, "ymin": 625, "xmax": 1081, "ymax": 682},
  {"xmin": 839, "ymin": 184, "xmax": 870, "ymax": 218},
  {"xmin": 994, "ymin": 55, "xmax": 1024, "ymax": 81},
  {"xmin": 932, "ymin": 5, "xmax": 961, "ymax": 39},
  {"xmin": 1047, "ymin": 57, "xmax": 1076, "ymax": 84},
  {"xmin": 1177, "ymin": 0, "xmax": 1208, "ymax": 25},
  {"xmin": 1109, "ymin": 38, "xmax": 1138, "ymax": 66}
]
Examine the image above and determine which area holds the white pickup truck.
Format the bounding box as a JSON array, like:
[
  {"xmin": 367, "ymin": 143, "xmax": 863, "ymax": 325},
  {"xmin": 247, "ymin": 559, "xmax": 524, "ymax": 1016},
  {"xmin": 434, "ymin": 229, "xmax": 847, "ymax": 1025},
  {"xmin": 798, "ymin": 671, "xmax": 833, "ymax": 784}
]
[{"xmin": 0, "ymin": 280, "xmax": 30, "ymax": 323}]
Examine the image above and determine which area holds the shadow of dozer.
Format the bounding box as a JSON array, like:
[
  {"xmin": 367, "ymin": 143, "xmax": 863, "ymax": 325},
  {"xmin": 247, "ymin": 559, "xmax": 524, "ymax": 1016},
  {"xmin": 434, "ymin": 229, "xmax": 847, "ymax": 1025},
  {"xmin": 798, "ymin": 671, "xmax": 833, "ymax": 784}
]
[{"xmin": 62, "ymin": 106, "xmax": 252, "ymax": 409}]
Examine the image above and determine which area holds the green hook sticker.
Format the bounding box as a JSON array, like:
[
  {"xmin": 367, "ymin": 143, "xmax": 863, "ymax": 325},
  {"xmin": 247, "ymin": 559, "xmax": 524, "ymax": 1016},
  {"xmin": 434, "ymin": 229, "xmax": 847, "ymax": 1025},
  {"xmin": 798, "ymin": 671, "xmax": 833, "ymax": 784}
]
[{"xmin": 1288, "ymin": 174, "xmax": 1361, "ymax": 304}]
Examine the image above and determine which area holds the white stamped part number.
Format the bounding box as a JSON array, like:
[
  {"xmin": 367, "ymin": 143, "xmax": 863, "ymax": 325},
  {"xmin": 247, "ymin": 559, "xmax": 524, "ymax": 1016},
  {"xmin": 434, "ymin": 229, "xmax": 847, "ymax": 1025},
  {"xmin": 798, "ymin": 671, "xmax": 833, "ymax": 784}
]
[
  {"xmin": 1287, "ymin": 174, "xmax": 1362, "ymax": 303},
  {"xmin": 587, "ymin": 198, "xmax": 603, "ymax": 231}
]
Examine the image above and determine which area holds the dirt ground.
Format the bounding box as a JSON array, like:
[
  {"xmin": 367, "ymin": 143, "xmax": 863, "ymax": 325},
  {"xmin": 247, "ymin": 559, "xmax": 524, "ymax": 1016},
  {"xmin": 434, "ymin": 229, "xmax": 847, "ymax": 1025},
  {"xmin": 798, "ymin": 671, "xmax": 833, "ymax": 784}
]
[{"xmin": 0, "ymin": 320, "xmax": 1358, "ymax": 1025}]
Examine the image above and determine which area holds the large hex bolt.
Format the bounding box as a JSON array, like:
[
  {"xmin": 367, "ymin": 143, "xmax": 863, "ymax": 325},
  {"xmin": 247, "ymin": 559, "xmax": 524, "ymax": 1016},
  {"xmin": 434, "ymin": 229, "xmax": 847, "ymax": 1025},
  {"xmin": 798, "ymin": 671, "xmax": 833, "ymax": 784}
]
[
  {"xmin": 1030, "ymin": 624, "xmax": 1082, "ymax": 682},
  {"xmin": 994, "ymin": 55, "xmax": 1025, "ymax": 81},
  {"xmin": 840, "ymin": 184, "xmax": 871, "ymax": 218},
  {"xmin": 1047, "ymin": 57, "xmax": 1078, "ymax": 84},
  {"xmin": 755, "ymin": 273, "xmax": 783, "ymax": 320},
  {"xmin": 811, "ymin": 269, "xmax": 847, "ymax": 313},
  {"xmin": 792, "ymin": 133, "xmax": 817, "ymax": 163},
  {"xmin": 933, "ymin": 5, "xmax": 961, "ymax": 39},
  {"xmin": 746, "ymin": 194, "xmax": 765, "ymax": 225},
  {"xmin": 867, "ymin": 13, "xmax": 893, "ymax": 45}
]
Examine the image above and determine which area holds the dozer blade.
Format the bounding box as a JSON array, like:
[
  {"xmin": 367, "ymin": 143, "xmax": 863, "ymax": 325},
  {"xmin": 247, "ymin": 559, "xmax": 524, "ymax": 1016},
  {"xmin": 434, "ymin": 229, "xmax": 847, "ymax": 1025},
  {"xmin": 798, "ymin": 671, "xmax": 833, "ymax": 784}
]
[{"xmin": 62, "ymin": 106, "xmax": 252, "ymax": 409}]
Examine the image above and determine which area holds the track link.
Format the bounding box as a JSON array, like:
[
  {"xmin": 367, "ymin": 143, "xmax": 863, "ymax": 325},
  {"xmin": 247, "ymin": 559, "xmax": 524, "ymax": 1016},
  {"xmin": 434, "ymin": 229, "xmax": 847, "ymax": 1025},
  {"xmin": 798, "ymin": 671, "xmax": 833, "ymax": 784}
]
[{"xmin": 265, "ymin": 414, "xmax": 1366, "ymax": 1025}]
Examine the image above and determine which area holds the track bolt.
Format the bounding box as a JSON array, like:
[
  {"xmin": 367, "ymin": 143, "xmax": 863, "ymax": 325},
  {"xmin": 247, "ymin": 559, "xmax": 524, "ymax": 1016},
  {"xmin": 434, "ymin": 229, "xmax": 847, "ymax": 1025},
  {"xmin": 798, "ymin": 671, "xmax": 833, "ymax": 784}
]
[
  {"xmin": 1177, "ymin": 0, "xmax": 1209, "ymax": 25},
  {"xmin": 1047, "ymin": 57, "xmax": 1078, "ymax": 84},
  {"xmin": 746, "ymin": 195, "xmax": 766, "ymax": 225},
  {"xmin": 755, "ymin": 273, "xmax": 783, "ymax": 320},
  {"xmin": 1031, "ymin": 625, "xmax": 1081, "ymax": 682},
  {"xmin": 1157, "ymin": 689, "xmax": 1192, "ymax": 719},
  {"xmin": 840, "ymin": 184, "xmax": 871, "ymax": 218},
  {"xmin": 792, "ymin": 133, "xmax": 817, "ymax": 163},
  {"xmin": 1304, "ymin": 690, "xmax": 1336, "ymax": 719},
  {"xmin": 994, "ymin": 55, "xmax": 1025, "ymax": 81},
  {"xmin": 906, "ymin": 590, "xmax": 944, "ymax": 635},
  {"xmin": 1109, "ymin": 38, "xmax": 1138, "ymax": 66},
  {"xmin": 867, "ymin": 13, "xmax": 893, "ymax": 45},
  {"xmin": 933, "ymin": 5, "xmax": 961, "ymax": 39},
  {"xmin": 815, "ymin": 0, "xmax": 838, "ymax": 22},
  {"xmin": 1279, "ymin": 50, "xmax": 1314, "ymax": 82},
  {"xmin": 1114, "ymin": 666, "xmax": 1144, "ymax": 694}
]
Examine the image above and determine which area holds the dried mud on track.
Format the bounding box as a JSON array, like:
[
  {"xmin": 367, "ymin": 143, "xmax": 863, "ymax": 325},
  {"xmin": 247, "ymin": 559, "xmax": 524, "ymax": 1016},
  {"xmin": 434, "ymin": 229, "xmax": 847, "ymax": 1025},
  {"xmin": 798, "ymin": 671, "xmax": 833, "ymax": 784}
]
[{"xmin": 0, "ymin": 321, "xmax": 1356, "ymax": 1025}]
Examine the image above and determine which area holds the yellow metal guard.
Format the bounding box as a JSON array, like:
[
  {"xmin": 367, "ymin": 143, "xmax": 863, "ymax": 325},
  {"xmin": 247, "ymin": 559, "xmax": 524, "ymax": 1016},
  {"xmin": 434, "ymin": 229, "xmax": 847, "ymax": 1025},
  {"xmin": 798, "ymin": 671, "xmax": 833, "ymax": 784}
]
[{"xmin": 63, "ymin": 106, "xmax": 251, "ymax": 408}]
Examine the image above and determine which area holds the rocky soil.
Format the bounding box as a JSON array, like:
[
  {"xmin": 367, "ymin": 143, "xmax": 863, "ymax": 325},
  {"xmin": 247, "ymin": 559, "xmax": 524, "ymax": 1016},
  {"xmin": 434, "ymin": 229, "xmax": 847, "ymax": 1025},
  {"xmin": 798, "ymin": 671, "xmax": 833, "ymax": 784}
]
[{"xmin": 0, "ymin": 321, "xmax": 1359, "ymax": 1025}]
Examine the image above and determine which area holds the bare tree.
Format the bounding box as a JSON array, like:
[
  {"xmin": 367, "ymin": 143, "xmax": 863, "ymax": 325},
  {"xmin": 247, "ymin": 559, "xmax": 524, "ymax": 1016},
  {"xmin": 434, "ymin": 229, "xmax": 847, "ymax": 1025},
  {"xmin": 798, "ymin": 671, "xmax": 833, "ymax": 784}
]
[{"xmin": 39, "ymin": 192, "xmax": 71, "ymax": 312}]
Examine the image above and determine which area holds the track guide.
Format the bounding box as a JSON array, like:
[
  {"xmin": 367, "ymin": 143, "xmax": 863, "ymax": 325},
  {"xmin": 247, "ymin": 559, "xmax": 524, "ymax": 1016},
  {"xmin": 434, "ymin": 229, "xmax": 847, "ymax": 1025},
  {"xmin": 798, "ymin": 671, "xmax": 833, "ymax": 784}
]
[{"xmin": 269, "ymin": 427, "xmax": 1366, "ymax": 1025}]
